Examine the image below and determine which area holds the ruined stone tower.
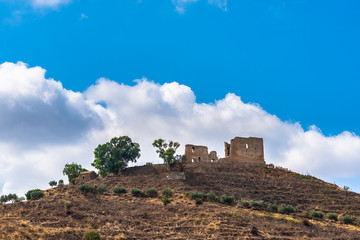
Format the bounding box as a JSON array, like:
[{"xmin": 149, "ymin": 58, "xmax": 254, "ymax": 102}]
[
  {"xmin": 224, "ymin": 137, "xmax": 264, "ymax": 164},
  {"xmin": 184, "ymin": 144, "xmax": 218, "ymax": 164}
]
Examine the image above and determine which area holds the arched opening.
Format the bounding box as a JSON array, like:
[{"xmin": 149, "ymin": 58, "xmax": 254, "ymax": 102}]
[
  {"xmin": 245, "ymin": 143, "xmax": 249, "ymax": 149},
  {"xmin": 198, "ymin": 157, "xmax": 201, "ymax": 162},
  {"xmin": 192, "ymin": 158, "xmax": 195, "ymax": 163},
  {"xmin": 192, "ymin": 147, "xmax": 195, "ymax": 152}
]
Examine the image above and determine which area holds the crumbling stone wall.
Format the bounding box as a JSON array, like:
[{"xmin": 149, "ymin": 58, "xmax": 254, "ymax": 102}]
[
  {"xmin": 75, "ymin": 171, "xmax": 98, "ymax": 185},
  {"xmin": 184, "ymin": 144, "xmax": 218, "ymax": 164},
  {"xmin": 224, "ymin": 137, "xmax": 264, "ymax": 164}
]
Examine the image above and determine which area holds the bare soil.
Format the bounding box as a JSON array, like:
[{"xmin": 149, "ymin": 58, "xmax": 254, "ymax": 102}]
[{"xmin": 1, "ymin": 162, "xmax": 360, "ymax": 239}]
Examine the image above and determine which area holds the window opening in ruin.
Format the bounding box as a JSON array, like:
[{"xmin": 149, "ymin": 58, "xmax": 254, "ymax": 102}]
[
  {"xmin": 192, "ymin": 147, "xmax": 195, "ymax": 152},
  {"xmin": 246, "ymin": 143, "xmax": 249, "ymax": 149},
  {"xmin": 82, "ymin": 176, "xmax": 85, "ymax": 180},
  {"xmin": 192, "ymin": 158, "xmax": 195, "ymax": 163},
  {"xmin": 198, "ymin": 157, "xmax": 201, "ymax": 162},
  {"xmin": 211, "ymin": 159, "xmax": 214, "ymax": 162}
]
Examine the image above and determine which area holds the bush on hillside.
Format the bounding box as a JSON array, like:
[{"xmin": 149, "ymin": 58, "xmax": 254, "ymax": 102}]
[
  {"xmin": 310, "ymin": 210, "xmax": 324, "ymax": 219},
  {"xmin": 113, "ymin": 186, "xmax": 127, "ymax": 194},
  {"xmin": 341, "ymin": 215, "xmax": 353, "ymax": 224},
  {"xmin": 145, "ymin": 188, "xmax": 158, "ymax": 197},
  {"xmin": 97, "ymin": 185, "xmax": 107, "ymax": 194},
  {"xmin": 220, "ymin": 194, "xmax": 234, "ymax": 205},
  {"xmin": 206, "ymin": 192, "xmax": 216, "ymax": 201},
  {"xmin": 83, "ymin": 230, "xmax": 101, "ymax": 240},
  {"xmin": 162, "ymin": 188, "xmax": 173, "ymax": 197},
  {"xmin": 26, "ymin": 189, "xmax": 44, "ymax": 200},
  {"xmin": 161, "ymin": 197, "xmax": 172, "ymax": 206},
  {"xmin": 267, "ymin": 203, "xmax": 278, "ymax": 212},
  {"xmin": 190, "ymin": 192, "xmax": 206, "ymax": 200},
  {"xmin": 30, "ymin": 190, "xmax": 44, "ymax": 200},
  {"xmin": 279, "ymin": 204, "xmax": 295, "ymax": 214},
  {"xmin": 78, "ymin": 184, "xmax": 94, "ymax": 195},
  {"xmin": 195, "ymin": 199, "xmax": 203, "ymax": 205},
  {"xmin": 131, "ymin": 188, "xmax": 144, "ymax": 197},
  {"xmin": 327, "ymin": 213, "xmax": 338, "ymax": 221},
  {"xmin": 249, "ymin": 200, "xmax": 264, "ymax": 209},
  {"xmin": 238, "ymin": 199, "xmax": 249, "ymax": 208}
]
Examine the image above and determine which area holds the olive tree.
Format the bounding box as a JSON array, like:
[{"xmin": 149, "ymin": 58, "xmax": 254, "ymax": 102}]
[
  {"xmin": 152, "ymin": 139, "xmax": 183, "ymax": 169},
  {"xmin": 92, "ymin": 136, "xmax": 141, "ymax": 177}
]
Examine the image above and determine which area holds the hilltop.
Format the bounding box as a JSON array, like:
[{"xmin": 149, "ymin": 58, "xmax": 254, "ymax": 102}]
[{"xmin": 1, "ymin": 162, "xmax": 360, "ymax": 239}]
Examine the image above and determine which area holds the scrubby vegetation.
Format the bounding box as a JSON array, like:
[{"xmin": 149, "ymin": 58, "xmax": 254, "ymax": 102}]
[
  {"xmin": 238, "ymin": 199, "xmax": 249, "ymax": 208},
  {"xmin": 220, "ymin": 194, "xmax": 234, "ymax": 205},
  {"xmin": 279, "ymin": 204, "xmax": 295, "ymax": 214},
  {"xmin": 78, "ymin": 184, "xmax": 94, "ymax": 195},
  {"xmin": 131, "ymin": 188, "xmax": 144, "ymax": 197},
  {"xmin": 190, "ymin": 192, "xmax": 206, "ymax": 200},
  {"xmin": 83, "ymin": 230, "xmax": 101, "ymax": 240},
  {"xmin": 206, "ymin": 192, "xmax": 216, "ymax": 201},
  {"xmin": 162, "ymin": 188, "xmax": 173, "ymax": 197},
  {"xmin": 267, "ymin": 203, "xmax": 278, "ymax": 212},
  {"xmin": 327, "ymin": 213, "xmax": 338, "ymax": 221},
  {"xmin": 249, "ymin": 200, "xmax": 264, "ymax": 209},
  {"xmin": 145, "ymin": 188, "xmax": 158, "ymax": 197},
  {"xmin": 97, "ymin": 185, "xmax": 107, "ymax": 193},
  {"xmin": 113, "ymin": 186, "xmax": 127, "ymax": 194},
  {"xmin": 310, "ymin": 210, "xmax": 324, "ymax": 219},
  {"xmin": 341, "ymin": 215, "xmax": 353, "ymax": 224}
]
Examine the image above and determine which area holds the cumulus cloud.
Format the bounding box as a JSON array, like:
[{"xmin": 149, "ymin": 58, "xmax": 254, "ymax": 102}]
[{"xmin": 1, "ymin": 61, "xmax": 360, "ymax": 196}]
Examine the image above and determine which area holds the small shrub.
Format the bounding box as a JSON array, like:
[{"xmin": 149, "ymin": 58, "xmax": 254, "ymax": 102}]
[
  {"xmin": 190, "ymin": 192, "xmax": 206, "ymax": 200},
  {"xmin": 65, "ymin": 201, "xmax": 73, "ymax": 209},
  {"xmin": 327, "ymin": 213, "xmax": 338, "ymax": 221},
  {"xmin": 83, "ymin": 230, "xmax": 100, "ymax": 240},
  {"xmin": 78, "ymin": 184, "xmax": 94, "ymax": 194},
  {"xmin": 162, "ymin": 188, "xmax": 173, "ymax": 197},
  {"xmin": 58, "ymin": 179, "xmax": 64, "ymax": 187},
  {"xmin": 357, "ymin": 217, "xmax": 360, "ymax": 225},
  {"xmin": 249, "ymin": 200, "xmax": 264, "ymax": 209},
  {"xmin": 143, "ymin": 211, "xmax": 148, "ymax": 217},
  {"xmin": 161, "ymin": 197, "xmax": 172, "ymax": 206},
  {"xmin": 145, "ymin": 188, "xmax": 158, "ymax": 197},
  {"xmin": 49, "ymin": 180, "xmax": 57, "ymax": 187},
  {"xmin": 279, "ymin": 204, "xmax": 295, "ymax": 214},
  {"xmin": 145, "ymin": 162, "xmax": 153, "ymax": 166},
  {"xmin": 195, "ymin": 199, "xmax": 203, "ymax": 205},
  {"xmin": 96, "ymin": 185, "xmax": 107, "ymax": 193},
  {"xmin": 206, "ymin": 192, "xmax": 216, "ymax": 201},
  {"xmin": 25, "ymin": 189, "xmax": 42, "ymax": 200},
  {"xmin": 113, "ymin": 186, "xmax": 126, "ymax": 194},
  {"xmin": 310, "ymin": 210, "xmax": 324, "ymax": 219},
  {"xmin": 341, "ymin": 215, "xmax": 353, "ymax": 224},
  {"xmin": 267, "ymin": 203, "xmax": 278, "ymax": 212},
  {"xmin": 220, "ymin": 194, "xmax": 234, "ymax": 205},
  {"xmin": 131, "ymin": 188, "xmax": 144, "ymax": 197},
  {"xmin": 238, "ymin": 199, "xmax": 249, "ymax": 208}
]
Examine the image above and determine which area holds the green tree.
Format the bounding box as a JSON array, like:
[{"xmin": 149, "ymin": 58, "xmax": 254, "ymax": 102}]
[
  {"xmin": 92, "ymin": 136, "xmax": 141, "ymax": 177},
  {"xmin": 152, "ymin": 139, "xmax": 183, "ymax": 169},
  {"xmin": 63, "ymin": 162, "xmax": 88, "ymax": 185},
  {"xmin": 49, "ymin": 180, "xmax": 57, "ymax": 187},
  {"xmin": 0, "ymin": 195, "xmax": 8, "ymax": 204}
]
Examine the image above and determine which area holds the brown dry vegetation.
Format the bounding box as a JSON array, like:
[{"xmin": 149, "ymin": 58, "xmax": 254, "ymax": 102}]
[{"xmin": 1, "ymin": 162, "xmax": 360, "ymax": 239}]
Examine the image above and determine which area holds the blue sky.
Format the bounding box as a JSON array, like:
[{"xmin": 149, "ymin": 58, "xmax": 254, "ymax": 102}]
[{"xmin": 1, "ymin": 0, "xmax": 360, "ymax": 195}]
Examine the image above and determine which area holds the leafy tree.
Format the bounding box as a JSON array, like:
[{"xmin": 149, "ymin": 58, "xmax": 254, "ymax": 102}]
[
  {"xmin": 63, "ymin": 162, "xmax": 88, "ymax": 185},
  {"xmin": 58, "ymin": 179, "xmax": 64, "ymax": 187},
  {"xmin": 49, "ymin": 180, "xmax": 57, "ymax": 187},
  {"xmin": 92, "ymin": 136, "xmax": 141, "ymax": 177},
  {"xmin": 26, "ymin": 189, "xmax": 44, "ymax": 200},
  {"xmin": 152, "ymin": 139, "xmax": 183, "ymax": 169},
  {"xmin": 7, "ymin": 193, "xmax": 18, "ymax": 203},
  {"xmin": 0, "ymin": 195, "xmax": 8, "ymax": 204}
]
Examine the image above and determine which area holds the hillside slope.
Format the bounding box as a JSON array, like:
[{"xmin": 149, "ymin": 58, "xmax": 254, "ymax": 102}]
[{"xmin": 1, "ymin": 162, "xmax": 360, "ymax": 239}]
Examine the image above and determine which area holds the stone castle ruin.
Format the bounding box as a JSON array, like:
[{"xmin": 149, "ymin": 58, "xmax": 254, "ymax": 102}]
[
  {"xmin": 184, "ymin": 137, "xmax": 265, "ymax": 165},
  {"xmin": 184, "ymin": 145, "xmax": 218, "ymax": 163}
]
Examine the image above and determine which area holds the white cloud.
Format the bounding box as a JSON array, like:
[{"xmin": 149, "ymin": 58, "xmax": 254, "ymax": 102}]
[
  {"xmin": 1, "ymin": 61, "xmax": 360, "ymax": 197},
  {"xmin": 30, "ymin": 0, "xmax": 70, "ymax": 8},
  {"xmin": 172, "ymin": 0, "xmax": 227, "ymax": 13}
]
